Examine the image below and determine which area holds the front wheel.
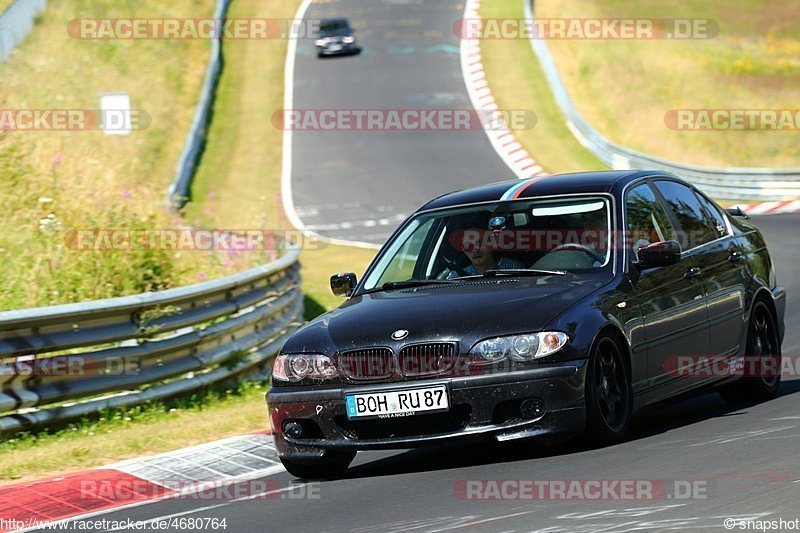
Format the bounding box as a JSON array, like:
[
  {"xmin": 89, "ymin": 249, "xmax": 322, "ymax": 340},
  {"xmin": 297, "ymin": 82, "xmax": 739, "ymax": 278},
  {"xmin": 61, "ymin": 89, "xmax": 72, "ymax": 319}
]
[
  {"xmin": 720, "ymin": 301, "xmax": 781, "ymax": 403},
  {"xmin": 280, "ymin": 451, "xmax": 356, "ymax": 480},
  {"xmin": 585, "ymin": 335, "xmax": 633, "ymax": 445}
]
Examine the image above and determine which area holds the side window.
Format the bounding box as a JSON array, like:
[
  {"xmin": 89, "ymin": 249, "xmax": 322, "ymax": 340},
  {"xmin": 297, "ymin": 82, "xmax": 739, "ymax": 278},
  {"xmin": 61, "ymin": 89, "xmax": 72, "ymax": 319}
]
[
  {"xmin": 694, "ymin": 192, "xmax": 730, "ymax": 239},
  {"xmin": 625, "ymin": 183, "xmax": 677, "ymax": 261},
  {"xmin": 366, "ymin": 218, "xmax": 433, "ymax": 287},
  {"xmin": 653, "ymin": 180, "xmax": 718, "ymax": 250}
]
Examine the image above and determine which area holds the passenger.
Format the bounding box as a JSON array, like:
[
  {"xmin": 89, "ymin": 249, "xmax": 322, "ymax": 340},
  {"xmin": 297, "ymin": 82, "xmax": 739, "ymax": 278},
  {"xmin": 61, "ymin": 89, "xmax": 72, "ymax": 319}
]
[{"xmin": 446, "ymin": 215, "xmax": 526, "ymax": 278}]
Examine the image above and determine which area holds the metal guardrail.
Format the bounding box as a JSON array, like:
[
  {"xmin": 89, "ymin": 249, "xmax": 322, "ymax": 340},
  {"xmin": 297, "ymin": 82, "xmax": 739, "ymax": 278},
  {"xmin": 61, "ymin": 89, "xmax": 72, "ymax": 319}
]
[
  {"xmin": 0, "ymin": 248, "xmax": 302, "ymax": 433},
  {"xmin": 0, "ymin": 0, "xmax": 47, "ymax": 63},
  {"xmin": 525, "ymin": 0, "xmax": 800, "ymax": 201},
  {"xmin": 167, "ymin": 0, "xmax": 232, "ymax": 209}
]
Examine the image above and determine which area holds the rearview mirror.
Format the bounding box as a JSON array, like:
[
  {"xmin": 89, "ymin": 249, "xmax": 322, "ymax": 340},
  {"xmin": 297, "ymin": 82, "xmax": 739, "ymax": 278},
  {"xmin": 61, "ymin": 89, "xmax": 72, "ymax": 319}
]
[
  {"xmin": 330, "ymin": 272, "xmax": 357, "ymax": 297},
  {"xmin": 637, "ymin": 241, "xmax": 681, "ymax": 270}
]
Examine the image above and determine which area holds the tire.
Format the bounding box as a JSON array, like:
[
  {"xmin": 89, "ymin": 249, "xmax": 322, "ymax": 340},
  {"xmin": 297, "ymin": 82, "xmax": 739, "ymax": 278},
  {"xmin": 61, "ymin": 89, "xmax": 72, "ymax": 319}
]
[
  {"xmin": 585, "ymin": 335, "xmax": 633, "ymax": 445},
  {"xmin": 280, "ymin": 451, "xmax": 356, "ymax": 480},
  {"xmin": 719, "ymin": 301, "xmax": 781, "ymax": 403}
]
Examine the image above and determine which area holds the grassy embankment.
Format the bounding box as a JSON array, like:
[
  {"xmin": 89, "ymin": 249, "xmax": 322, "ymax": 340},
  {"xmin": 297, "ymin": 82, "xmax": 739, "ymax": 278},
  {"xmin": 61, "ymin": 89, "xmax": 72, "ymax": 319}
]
[
  {"xmin": 536, "ymin": 0, "xmax": 800, "ymax": 168},
  {"xmin": 0, "ymin": 0, "xmax": 281, "ymax": 312},
  {"xmin": 478, "ymin": 0, "xmax": 606, "ymax": 173}
]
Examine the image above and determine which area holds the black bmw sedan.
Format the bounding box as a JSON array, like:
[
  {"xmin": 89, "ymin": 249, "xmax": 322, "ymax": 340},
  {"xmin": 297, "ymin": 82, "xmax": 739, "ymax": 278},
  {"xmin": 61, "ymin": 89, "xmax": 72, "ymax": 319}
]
[
  {"xmin": 314, "ymin": 18, "xmax": 359, "ymax": 57},
  {"xmin": 267, "ymin": 170, "xmax": 786, "ymax": 479}
]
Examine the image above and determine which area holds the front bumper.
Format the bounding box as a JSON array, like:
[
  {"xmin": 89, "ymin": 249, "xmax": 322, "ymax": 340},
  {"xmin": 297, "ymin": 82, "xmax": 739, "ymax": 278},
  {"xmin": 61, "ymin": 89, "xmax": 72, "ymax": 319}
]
[
  {"xmin": 267, "ymin": 360, "xmax": 587, "ymax": 459},
  {"xmin": 316, "ymin": 42, "xmax": 359, "ymax": 56}
]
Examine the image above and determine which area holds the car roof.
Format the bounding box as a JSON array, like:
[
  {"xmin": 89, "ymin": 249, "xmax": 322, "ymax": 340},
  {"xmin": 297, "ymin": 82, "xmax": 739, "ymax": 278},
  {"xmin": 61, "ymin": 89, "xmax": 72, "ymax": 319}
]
[{"xmin": 416, "ymin": 170, "xmax": 680, "ymax": 212}]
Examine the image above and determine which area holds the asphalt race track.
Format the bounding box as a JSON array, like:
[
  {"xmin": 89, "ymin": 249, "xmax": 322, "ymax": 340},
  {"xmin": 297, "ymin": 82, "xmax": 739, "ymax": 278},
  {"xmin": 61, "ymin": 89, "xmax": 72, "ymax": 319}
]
[
  {"xmin": 289, "ymin": 0, "xmax": 511, "ymax": 244},
  {"xmin": 52, "ymin": 0, "xmax": 800, "ymax": 530}
]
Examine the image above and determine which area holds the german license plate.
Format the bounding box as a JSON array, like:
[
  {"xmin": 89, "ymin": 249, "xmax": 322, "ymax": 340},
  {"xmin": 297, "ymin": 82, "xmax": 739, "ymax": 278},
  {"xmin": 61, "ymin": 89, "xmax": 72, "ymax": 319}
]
[{"xmin": 345, "ymin": 385, "xmax": 449, "ymax": 419}]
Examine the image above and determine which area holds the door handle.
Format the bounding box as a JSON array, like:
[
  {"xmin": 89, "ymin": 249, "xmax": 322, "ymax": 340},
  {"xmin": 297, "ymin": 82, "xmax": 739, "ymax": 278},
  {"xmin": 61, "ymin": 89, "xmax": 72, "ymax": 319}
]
[
  {"xmin": 728, "ymin": 250, "xmax": 744, "ymax": 262},
  {"xmin": 684, "ymin": 267, "xmax": 702, "ymax": 279}
]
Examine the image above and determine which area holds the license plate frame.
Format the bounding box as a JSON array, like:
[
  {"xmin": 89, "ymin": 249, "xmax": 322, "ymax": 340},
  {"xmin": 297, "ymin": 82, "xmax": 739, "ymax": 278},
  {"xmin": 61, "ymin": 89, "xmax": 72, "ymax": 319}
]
[{"xmin": 345, "ymin": 385, "xmax": 449, "ymax": 420}]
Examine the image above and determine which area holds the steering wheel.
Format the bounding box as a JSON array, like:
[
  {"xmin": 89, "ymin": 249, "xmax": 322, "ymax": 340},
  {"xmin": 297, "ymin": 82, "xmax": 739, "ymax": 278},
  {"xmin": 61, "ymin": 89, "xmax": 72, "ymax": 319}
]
[{"xmin": 548, "ymin": 243, "xmax": 605, "ymax": 263}]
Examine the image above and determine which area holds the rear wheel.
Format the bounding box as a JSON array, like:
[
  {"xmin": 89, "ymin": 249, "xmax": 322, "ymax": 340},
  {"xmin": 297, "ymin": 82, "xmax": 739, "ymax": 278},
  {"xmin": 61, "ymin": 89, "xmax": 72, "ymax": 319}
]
[
  {"xmin": 585, "ymin": 335, "xmax": 633, "ymax": 445},
  {"xmin": 720, "ymin": 301, "xmax": 781, "ymax": 403},
  {"xmin": 280, "ymin": 451, "xmax": 356, "ymax": 480}
]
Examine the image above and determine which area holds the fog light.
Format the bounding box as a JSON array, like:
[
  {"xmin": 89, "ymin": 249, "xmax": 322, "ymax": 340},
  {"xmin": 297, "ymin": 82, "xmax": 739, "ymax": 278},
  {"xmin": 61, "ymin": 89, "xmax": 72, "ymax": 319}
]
[
  {"xmin": 283, "ymin": 420, "xmax": 304, "ymax": 439},
  {"xmin": 520, "ymin": 398, "xmax": 545, "ymax": 419}
]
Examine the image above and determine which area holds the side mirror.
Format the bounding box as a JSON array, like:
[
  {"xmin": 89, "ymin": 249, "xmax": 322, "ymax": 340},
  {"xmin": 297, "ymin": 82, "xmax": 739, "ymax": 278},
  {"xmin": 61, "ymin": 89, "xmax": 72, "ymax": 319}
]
[
  {"xmin": 725, "ymin": 206, "xmax": 750, "ymax": 219},
  {"xmin": 330, "ymin": 272, "xmax": 357, "ymax": 297},
  {"xmin": 637, "ymin": 241, "xmax": 681, "ymax": 270}
]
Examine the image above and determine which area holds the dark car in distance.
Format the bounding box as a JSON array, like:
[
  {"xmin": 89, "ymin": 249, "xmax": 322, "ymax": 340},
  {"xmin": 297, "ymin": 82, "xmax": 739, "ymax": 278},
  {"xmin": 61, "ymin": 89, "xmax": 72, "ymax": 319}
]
[
  {"xmin": 314, "ymin": 18, "xmax": 359, "ymax": 57},
  {"xmin": 267, "ymin": 170, "xmax": 786, "ymax": 479}
]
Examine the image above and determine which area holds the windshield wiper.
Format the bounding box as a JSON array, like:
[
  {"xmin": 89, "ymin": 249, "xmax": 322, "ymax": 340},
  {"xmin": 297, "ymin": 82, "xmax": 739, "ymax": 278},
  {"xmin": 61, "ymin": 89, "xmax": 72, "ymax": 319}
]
[
  {"xmin": 382, "ymin": 279, "xmax": 461, "ymax": 290},
  {"xmin": 451, "ymin": 268, "xmax": 566, "ymax": 280},
  {"xmin": 360, "ymin": 279, "xmax": 460, "ymax": 294},
  {"xmin": 487, "ymin": 268, "xmax": 566, "ymax": 276}
]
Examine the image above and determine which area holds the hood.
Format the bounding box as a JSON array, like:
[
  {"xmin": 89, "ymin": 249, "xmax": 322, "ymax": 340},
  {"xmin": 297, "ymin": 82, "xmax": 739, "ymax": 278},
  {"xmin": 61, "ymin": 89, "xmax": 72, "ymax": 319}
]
[{"xmin": 282, "ymin": 274, "xmax": 610, "ymax": 355}]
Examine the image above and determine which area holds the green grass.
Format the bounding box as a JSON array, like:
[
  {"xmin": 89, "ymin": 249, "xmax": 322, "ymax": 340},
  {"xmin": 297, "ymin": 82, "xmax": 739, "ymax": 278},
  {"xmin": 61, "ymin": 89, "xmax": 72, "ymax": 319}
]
[
  {"xmin": 0, "ymin": 0, "xmax": 285, "ymax": 311},
  {"xmin": 537, "ymin": 0, "xmax": 800, "ymax": 168},
  {"xmin": 479, "ymin": 0, "xmax": 606, "ymax": 173}
]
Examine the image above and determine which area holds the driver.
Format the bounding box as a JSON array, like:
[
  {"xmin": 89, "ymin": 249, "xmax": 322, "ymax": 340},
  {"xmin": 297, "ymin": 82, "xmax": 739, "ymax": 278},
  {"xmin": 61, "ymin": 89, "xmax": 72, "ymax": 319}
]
[{"xmin": 446, "ymin": 214, "xmax": 525, "ymax": 278}]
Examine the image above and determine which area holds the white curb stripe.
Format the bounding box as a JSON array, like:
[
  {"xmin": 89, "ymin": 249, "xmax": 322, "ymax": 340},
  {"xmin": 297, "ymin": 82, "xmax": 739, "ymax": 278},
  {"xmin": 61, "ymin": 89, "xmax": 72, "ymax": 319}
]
[{"xmin": 460, "ymin": 0, "xmax": 547, "ymax": 184}]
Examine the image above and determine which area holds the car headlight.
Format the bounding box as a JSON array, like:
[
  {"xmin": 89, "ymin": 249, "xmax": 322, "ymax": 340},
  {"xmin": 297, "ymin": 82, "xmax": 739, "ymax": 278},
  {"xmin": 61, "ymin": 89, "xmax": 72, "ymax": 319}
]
[
  {"xmin": 272, "ymin": 354, "xmax": 338, "ymax": 381},
  {"xmin": 342, "ymin": 36, "xmax": 355, "ymax": 44},
  {"xmin": 469, "ymin": 332, "xmax": 568, "ymax": 364},
  {"xmin": 315, "ymin": 38, "xmax": 330, "ymax": 46}
]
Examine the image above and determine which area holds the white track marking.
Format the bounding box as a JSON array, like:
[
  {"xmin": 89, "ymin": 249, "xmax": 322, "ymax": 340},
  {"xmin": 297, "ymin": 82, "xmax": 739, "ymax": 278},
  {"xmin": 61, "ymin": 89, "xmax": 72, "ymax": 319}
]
[
  {"xmin": 430, "ymin": 510, "xmax": 537, "ymax": 531},
  {"xmin": 687, "ymin": 425, "xmax": 797, "ymax": 446}
]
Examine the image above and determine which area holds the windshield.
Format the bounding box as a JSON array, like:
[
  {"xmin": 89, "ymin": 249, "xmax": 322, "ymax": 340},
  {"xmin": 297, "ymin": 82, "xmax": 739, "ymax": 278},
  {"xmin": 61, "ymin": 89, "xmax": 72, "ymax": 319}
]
[
  {"xmin": 319, "ymin": 21, "xmax": 351, "ymax": 37},
  {"xmin": 361, "ymin": 196, "xmax": 613, "ymax": 291}
]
